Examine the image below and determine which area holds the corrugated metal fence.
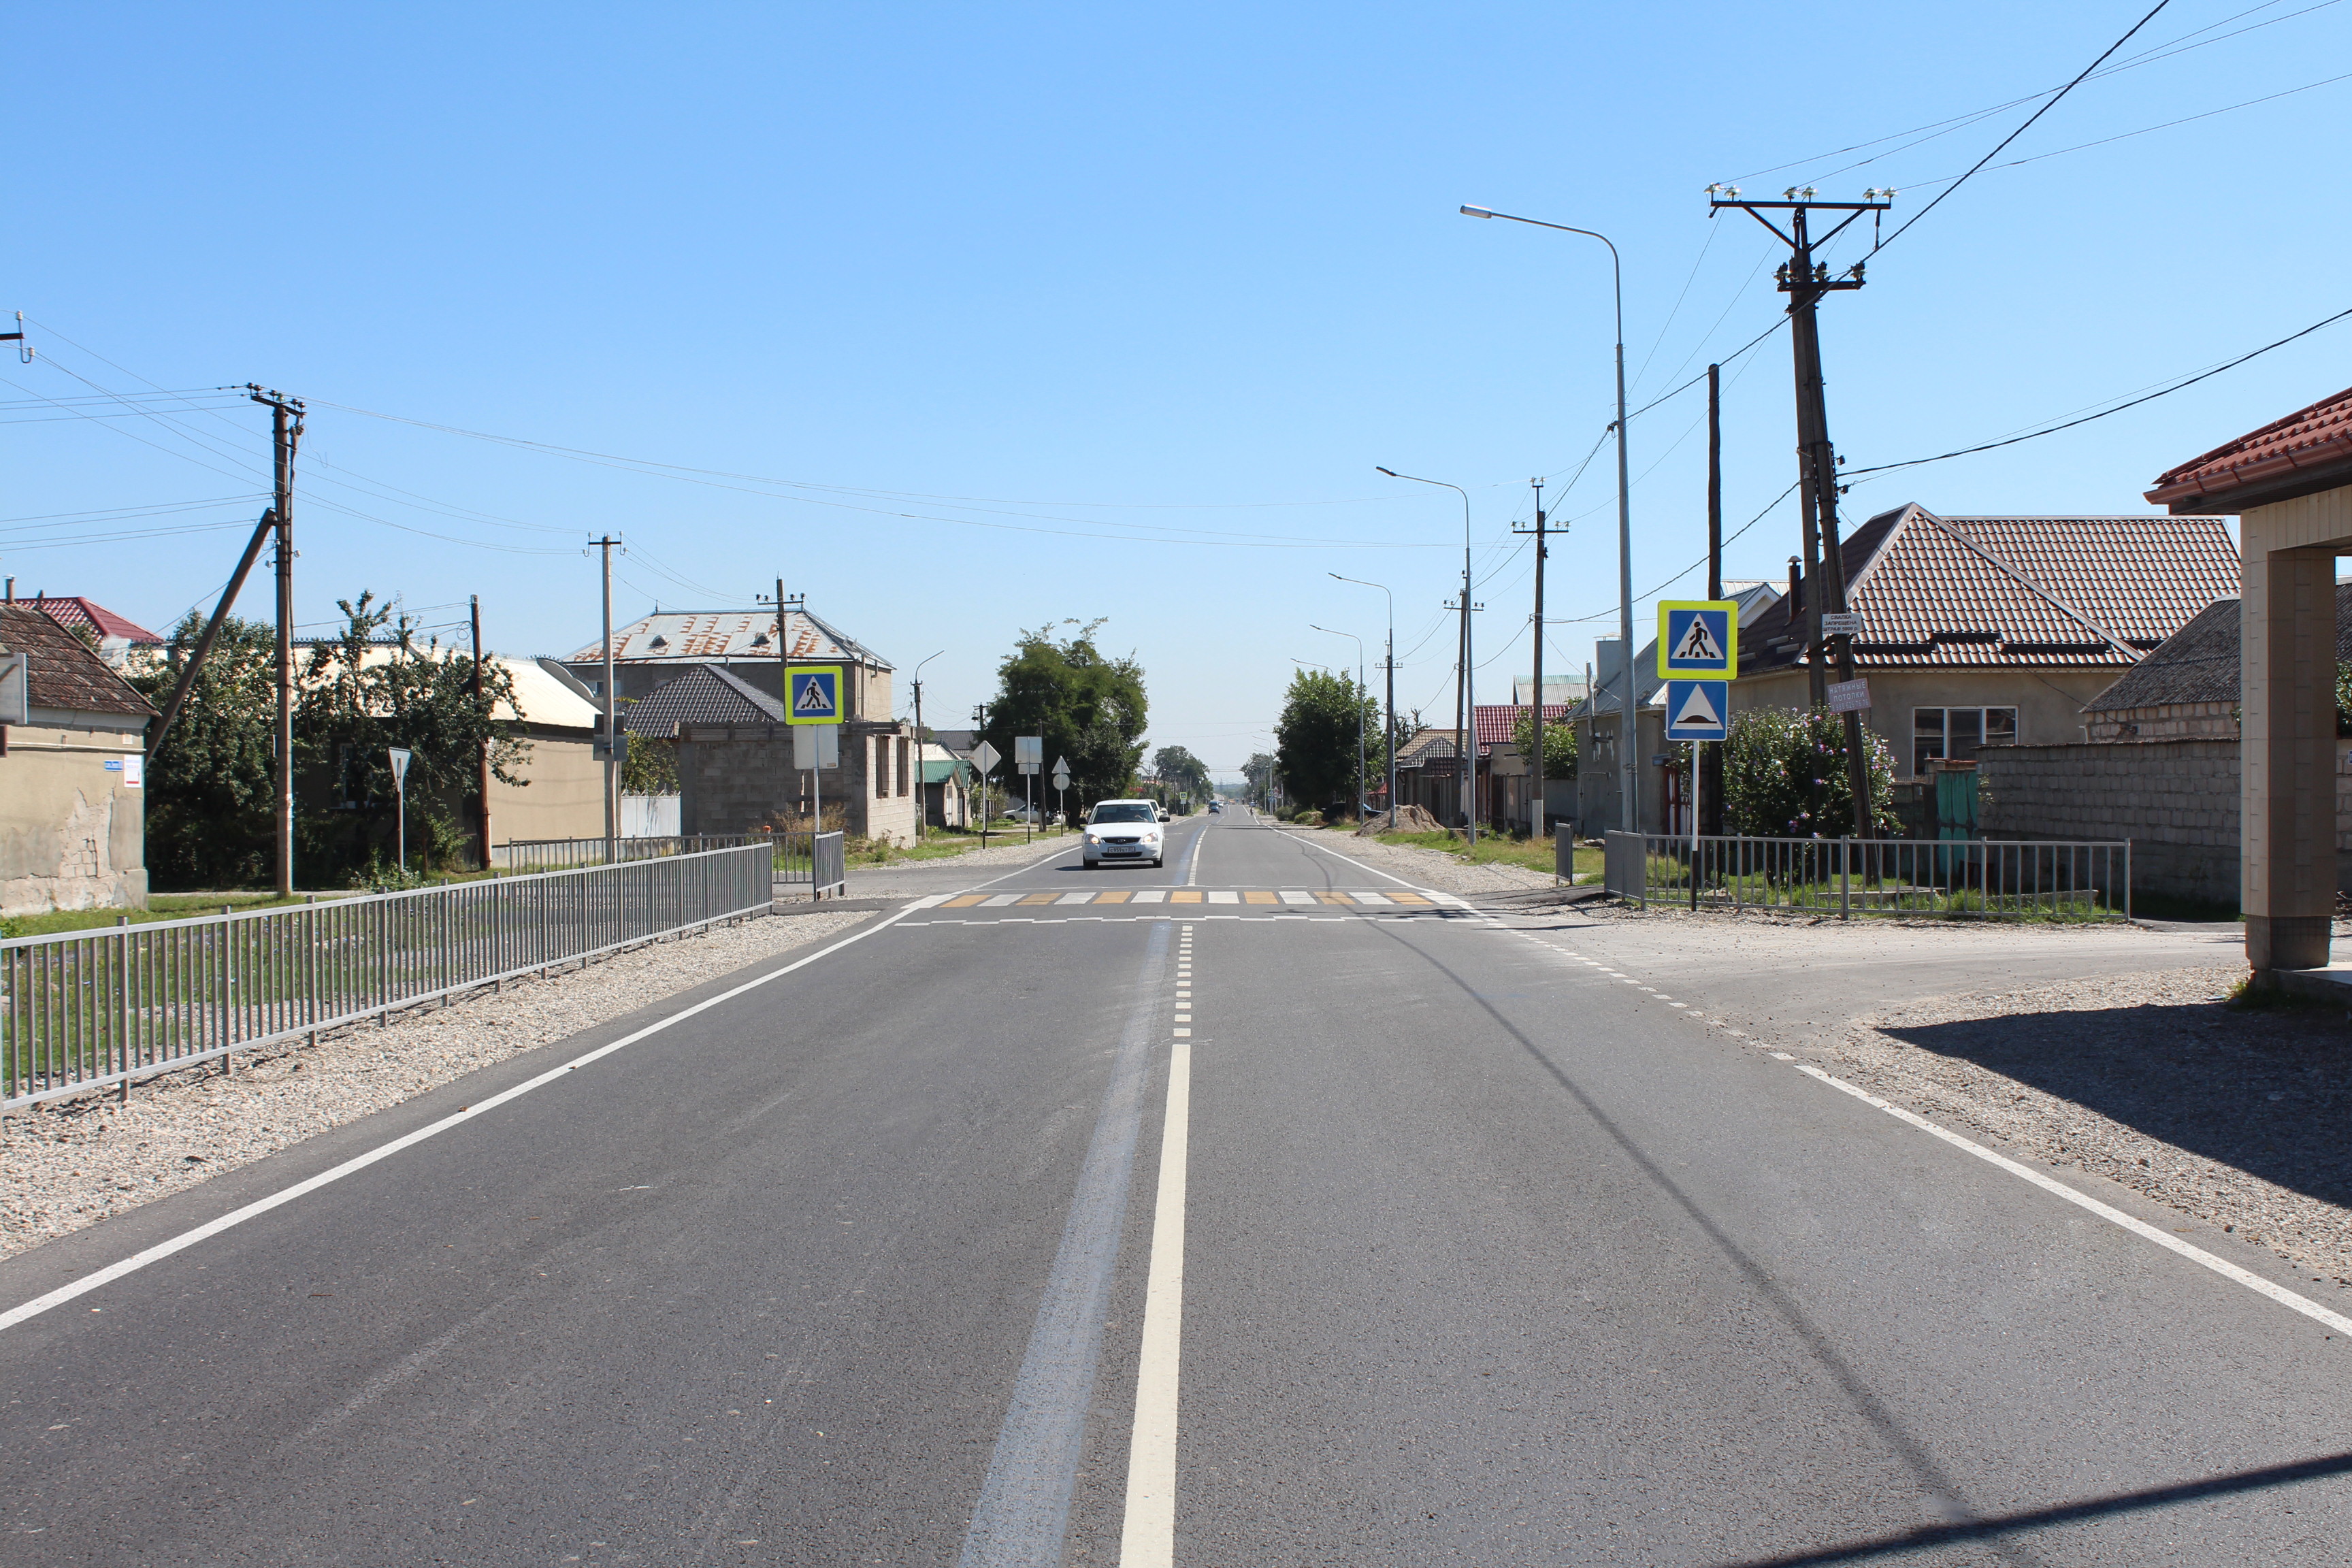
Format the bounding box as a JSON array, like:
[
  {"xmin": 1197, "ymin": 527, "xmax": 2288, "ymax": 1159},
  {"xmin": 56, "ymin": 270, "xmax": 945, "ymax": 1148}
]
[{"xmin": 1, "ymin": 842, "xmax": 776, "ymax": 1110}]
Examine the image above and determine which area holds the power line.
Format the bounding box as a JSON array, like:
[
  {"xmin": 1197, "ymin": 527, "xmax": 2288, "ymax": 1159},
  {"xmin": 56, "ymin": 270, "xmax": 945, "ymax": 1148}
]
[
  {"xmin": 1846, "ymin": 302, "xmax": 2352, "ymax": 478},
  {"xmin": 1874, "ymin": 1, "xmax": 2176, "ymax": 255}
]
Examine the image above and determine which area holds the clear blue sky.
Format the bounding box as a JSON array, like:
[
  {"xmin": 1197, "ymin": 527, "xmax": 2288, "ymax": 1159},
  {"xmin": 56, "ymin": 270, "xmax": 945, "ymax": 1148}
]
[{"xmin": 5, "ymin": 2, "xmax": 2346, "ymax": 778}]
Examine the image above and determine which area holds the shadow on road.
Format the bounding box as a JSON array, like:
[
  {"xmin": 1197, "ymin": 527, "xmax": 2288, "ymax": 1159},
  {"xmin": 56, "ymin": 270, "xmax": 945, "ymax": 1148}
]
[
  {"xmin": 1874, "ymin": 1000, "xmax": 2352, "ymax": 1209},
  {"xmin": 1708, "ymin": 1449, "xmax": 2352, "ymax": 1566}
]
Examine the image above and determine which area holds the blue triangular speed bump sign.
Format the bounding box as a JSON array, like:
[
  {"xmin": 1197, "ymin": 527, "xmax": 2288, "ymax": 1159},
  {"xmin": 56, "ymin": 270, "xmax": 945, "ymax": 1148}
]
[{"xmin": 1665, "ymin": 679, "xmax": 1729, "ymax": 741}]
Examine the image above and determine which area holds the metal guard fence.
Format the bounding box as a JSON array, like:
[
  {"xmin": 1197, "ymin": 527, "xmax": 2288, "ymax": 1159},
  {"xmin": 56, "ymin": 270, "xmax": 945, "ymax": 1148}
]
[
  {"xmin": 491, "ymin": 834, "xmax": 767, "ymax": 872},
  {"xmin": 772, "ymin": 831, "xmax": 848, "ymax": 896},
  {"xmin": 1603, "ymin": 832, "xmax": 2132, "ymax": 921},
  {"xmin": 1, "ymin": 841, "xmax": 777, "ymax": 1110}
]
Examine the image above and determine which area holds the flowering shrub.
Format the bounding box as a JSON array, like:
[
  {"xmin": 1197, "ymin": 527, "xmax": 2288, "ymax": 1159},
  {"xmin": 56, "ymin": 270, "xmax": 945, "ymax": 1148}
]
[{"xmin": 1722, "ymin": 706, "xmax": 1897, "ymax": 838}]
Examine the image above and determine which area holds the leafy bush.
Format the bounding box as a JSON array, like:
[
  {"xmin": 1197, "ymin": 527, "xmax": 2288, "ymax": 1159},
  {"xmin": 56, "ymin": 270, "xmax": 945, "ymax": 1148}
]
[{"xmin": 1722, "ymin": 706, "xmax": 1896, "ymax": 838}]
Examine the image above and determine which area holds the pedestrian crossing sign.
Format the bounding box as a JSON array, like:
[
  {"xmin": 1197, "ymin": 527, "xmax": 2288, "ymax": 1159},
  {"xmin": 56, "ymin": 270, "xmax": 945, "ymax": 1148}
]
[
  {"xmin": 1664, "ymin": 679, "xmax": 1729, "ymax": 742},
  {"xmin": 1658, "ymin": 600, "xmax": 1737, "ymax": 678},
  {"xmin": 785, "ymin": 665, "xmax": 843, "ymax": 725}
]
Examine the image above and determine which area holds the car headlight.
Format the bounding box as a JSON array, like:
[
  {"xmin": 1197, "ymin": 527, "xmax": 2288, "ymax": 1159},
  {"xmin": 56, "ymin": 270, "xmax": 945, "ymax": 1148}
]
[
  {"xmin": 1143, "ymin": 830, "xmax": 1161, "ymax": 842},
  {"xmin": 1085, "ymin": 832, "xmax": 1103, "ymax": 844}
]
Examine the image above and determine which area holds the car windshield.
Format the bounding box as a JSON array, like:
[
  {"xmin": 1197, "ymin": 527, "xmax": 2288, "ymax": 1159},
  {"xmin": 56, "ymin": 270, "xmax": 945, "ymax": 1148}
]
[{"xmin": 1091, "ymin": 804, "xmax": 1156, "ymax": 824}]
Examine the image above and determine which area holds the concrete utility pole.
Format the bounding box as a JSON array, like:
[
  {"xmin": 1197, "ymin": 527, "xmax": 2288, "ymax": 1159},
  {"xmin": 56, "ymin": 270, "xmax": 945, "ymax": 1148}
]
[
  {"xmin": 471, "ymin": 595, "xmax": 492, "ymax": 865},
  {"xmin": 1703, "ymin": 363, "xmax": 1725, "ymax": 837},
  {"xmin": 1514, "ymin": 478, "xmax": 1550, "ymax": 839},
  {"xmin": 589, "ymin": 535, "xmax": 623, "ymax": 863},
  {"xmin": 911, "ymin": 649, "xmax": 943, "ymax": 830},
  {"xmin": 246, "ymin": 386, "xmax": 304, "ymax": 896},
  {"xmin": 1712, "ymin": 189, "xmax": 1890, "ymax": 832}
]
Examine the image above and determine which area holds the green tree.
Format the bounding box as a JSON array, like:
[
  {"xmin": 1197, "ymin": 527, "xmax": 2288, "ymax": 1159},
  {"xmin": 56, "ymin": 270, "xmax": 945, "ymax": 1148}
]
[
  {"xmin": 981, "ymin": 619, "xmax": 1149, "ymax": 818},
  {"xmin": 129, "ymin": 612, "xmax": 280, "ymax": 890},
  {"xmin": 1150, "ymin": 745, "xmax": 1211, "ymax": 802},
  {"xmin": 1722, "ymin": 706, "xmax": 1896, "ymax": 838},
  {"xmin": 1511, "ymin": 708, "xmax": 1578, "ymax": 779},
  {"xmin": 1275, "ymin": 668, "xmax": 1377, "ymax": 814},
  {"xmin": 1240, "ymin": 751, "xmax": 1275, "ymax": 806},
  {"xmin": 295, "ymin": 593, "xmax": 531, "ymax": 883}
]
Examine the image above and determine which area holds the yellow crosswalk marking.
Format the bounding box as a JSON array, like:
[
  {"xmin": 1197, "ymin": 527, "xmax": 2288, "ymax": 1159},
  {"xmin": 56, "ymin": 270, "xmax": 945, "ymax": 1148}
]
[
  {"xmin": 1313, "ymin": 891, "xmax": 1353, "ymax": 904},
  {"xmin": 1385, "ymin": 892, "xmax": 1431, "ymax": 905},
  {"xmin": 1094, "ymin": 890, "xmax": 1133, "ymax": 904},
  {"xmin": 943, "ymin": 894, "xmax": 989, "ymax": 907},
  {"xmin": 1017, "ymin": 893, "xmax": 1060, "ymax": 905},
  {"xmin": 1171, "ymin": 891, "xmax": 1204, "ymax": 904},
  {"xmin": 1242, "ymin": 890, "xmax": 1277, "ymax": 904}
]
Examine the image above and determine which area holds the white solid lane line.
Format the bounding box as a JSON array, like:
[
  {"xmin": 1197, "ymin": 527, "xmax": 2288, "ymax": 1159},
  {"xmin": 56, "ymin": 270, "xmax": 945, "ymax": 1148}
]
[
  {"xmin": 1122, "ymin": 932, "xmax": 1194, "ymax": 1568},
  {"xmin": 1797, "ymin": 1064, "xmax": 2352, "ymax": 1337},
  {"xmin": 0, "ymin": 903, "xmax": 931, "ymax": 1336}
]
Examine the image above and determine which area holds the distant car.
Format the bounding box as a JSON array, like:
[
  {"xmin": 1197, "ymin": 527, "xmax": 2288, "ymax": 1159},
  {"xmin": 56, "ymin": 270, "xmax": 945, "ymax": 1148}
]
[
  {"xmin": 1083, "ymin": 798, "xmax": 1166, "ymax": 868},
  {"xmin": 1156, "ymin": 804, "xmax": 1171, "ymax": 822},
  {"xmin": 1207, "ymin": 801, "xmax": 1222, "ymax": 814}
]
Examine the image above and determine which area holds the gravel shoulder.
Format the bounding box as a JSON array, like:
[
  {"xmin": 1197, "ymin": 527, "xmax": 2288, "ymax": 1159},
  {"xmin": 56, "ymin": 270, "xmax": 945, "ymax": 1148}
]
[
  {"xmin": 1, "ymin": 905, "xmax": 870, "ymax": 1262},
  {"xmin": 1815, "ymin": 966, "xmax": 2352, "ymax": 1289},
  {"xmin": 1280, "ymin": 824, "xmax": 1559, "ymax": 896}
]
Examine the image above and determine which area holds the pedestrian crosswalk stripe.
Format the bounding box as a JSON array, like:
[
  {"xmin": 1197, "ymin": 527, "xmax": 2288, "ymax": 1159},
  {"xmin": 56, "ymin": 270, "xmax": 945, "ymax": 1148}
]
[
  {"xmin": 1017, "ymin": 892, "xmax": 1060, "ymax": 905},
  {"xmin": 943, "ymin": 894, "xmax": 988, "ymax": 907},
  {"xmin": 1243, "ymin": 891, "xmax": 1277, "ymax": 904},
  {"xmin": 931, "ymin": 888, "xmax": 1450, "ymax": 911},
  {"xmin": 1280, "ymin": 890, "xmax": 1316, "ymax": 904},
  {"xmin": 1171, "ymin": 891, "xmax": 1204, "ymax": 903},
  {"xmin": 1095, "ymin": 890, "xmax": 1133, "ymax": 904}
]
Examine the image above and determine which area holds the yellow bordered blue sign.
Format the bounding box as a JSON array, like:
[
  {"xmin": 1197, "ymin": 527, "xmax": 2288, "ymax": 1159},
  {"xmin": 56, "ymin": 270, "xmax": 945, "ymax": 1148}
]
[
  {"xmin": 786, "ymin": 665, "xmax": 844, "ymax": 724},
  {"xmin": 1658, "ymin": 600, "xmax": 1737, "ymax": 679}
]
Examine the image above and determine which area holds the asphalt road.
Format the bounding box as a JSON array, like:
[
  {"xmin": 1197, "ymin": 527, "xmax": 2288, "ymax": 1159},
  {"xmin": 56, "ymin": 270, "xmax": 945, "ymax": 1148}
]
[{"xmin": 4, "ymin": 808, "xmax": 2349, "ymax": 1565}]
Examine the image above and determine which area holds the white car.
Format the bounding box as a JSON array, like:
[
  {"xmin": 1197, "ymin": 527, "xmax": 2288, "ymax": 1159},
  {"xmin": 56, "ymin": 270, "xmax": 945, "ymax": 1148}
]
[{"xmin": 1083, "ymin": 798, "xmax": 1166, "ymax": 868}]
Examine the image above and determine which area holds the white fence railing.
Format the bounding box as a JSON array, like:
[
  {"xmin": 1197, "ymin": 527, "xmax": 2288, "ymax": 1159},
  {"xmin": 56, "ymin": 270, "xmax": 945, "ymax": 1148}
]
[
  {"xmin": 1603, "ymin": 832, "xmax": 2132, "ymax": 921},
  {"xmin": 1, "ymin": 842, "xmax": 776, "ymax": 1109}
]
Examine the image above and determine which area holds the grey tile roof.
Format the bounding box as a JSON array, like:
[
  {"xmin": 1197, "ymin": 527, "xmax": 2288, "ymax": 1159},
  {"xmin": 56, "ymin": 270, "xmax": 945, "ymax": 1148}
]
[
  {"xmin": 567, "ymin": 606, "xmax": 888, "ymax": 670},
  {"xmin": 1739, "ymin": 505, "xmax": 2239, "ymax": 676},
  {"xmin": 2083, "ymin": 585, "xmax": 2352, "ymax": 714},
  {"xmin": 621, "ymin": 665, "xmax": 784, "ymax": 735},
  {"xmin": 0, "ymin": 604, "xmax": 156, "ymax": 719}
]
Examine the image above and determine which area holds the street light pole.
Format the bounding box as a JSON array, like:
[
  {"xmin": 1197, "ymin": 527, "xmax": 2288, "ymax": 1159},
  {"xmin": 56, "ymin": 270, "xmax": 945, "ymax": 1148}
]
[
  {"xmin": 910, "ymin": 648, "xmax": 943, "ymax": 832},
  {"xmin": 1377, "ymin": 468, "xmax": 1479, "ymax": 846},
  {"xmin": 1460, "ymin": 205, "xmax": 1635, "ymax": 836},
  {"xmin": 1309, "ymin": 624, "xmax": 1366, "ymax": 819},
  {"xmin": 1330, "ymin": 574, "xmax": 1396, "ymax": 826}
]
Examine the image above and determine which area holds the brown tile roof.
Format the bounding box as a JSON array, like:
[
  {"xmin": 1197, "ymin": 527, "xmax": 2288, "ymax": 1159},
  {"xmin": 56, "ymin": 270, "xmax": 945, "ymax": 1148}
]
[
  {"xmin": 566, "ymin": 607, "xmax": 885, "ymax": 668},
  {"xmin": 2146, "ymin": 385, "xmax": 2352, "ymax": 512},
  {"xmin": 0, "ymin": 603, "xmax": 157, "ymax": 720},
  {"xmin": 1475, "ymin": 703, "xmax": 1569, "ymax": 749},
  {"xmin": 1738, "ymin": 505, "xmax": 2239, "ymax": 676}
]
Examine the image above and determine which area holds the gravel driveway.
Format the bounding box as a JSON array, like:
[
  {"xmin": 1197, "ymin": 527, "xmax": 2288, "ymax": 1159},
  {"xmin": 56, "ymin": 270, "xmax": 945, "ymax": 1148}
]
[{"xmin": 1, "ymin": 905, "xmax": 870, "ymax": 1261}]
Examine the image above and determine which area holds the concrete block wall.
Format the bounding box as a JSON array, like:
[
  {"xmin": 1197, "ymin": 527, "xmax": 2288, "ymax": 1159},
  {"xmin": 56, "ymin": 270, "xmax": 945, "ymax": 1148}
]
[
  {"xmin": 676, "ymin": 719, "xmax": 919, "ymax": 845},
  {"xmin": 1976, "ymin": 740, "xmax": 2242, "ymax": 906}
]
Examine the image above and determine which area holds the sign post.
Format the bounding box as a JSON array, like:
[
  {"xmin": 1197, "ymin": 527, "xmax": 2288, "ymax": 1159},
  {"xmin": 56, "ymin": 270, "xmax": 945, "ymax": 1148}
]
[
  {"xmin": 971, "ymin": 738, "xmax": 1001, "ymax": 846},
  {"xmin": 1663, "ymin": 681, "xmax": 1727, "ymax": 911},
  {"xmin": 1016, "ymin": 736, "xmax": 1043, "ymax": 843},
  {"xmin": 1052, "ymin": 756, "xmax": 1071, "ymax": 830},
  {"xmin": 387, "ymin": 747, "xmax": 413, "ymax": 881},
  {"xmin": 787, "ymin": 665, "xmax": 845, "ymax": 843}
]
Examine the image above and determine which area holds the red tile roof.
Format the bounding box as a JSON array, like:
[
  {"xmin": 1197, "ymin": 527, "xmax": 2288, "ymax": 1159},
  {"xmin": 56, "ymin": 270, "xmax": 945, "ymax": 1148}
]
[
  {"xmin": 0, "ymin": 604, "xmax": 157, "ymax": 719},
  {"xmin": 1738, "ymin": 505, "xmax": 2238, "ymax": 674},
  {"xmin": 1473, "ymin": 703, "xmax": 1569, "ymax": 750},
  {"xmin": 29, "ymin": 595, "xmax": 163, "ymax": 645},
  {"xmin": 2146, "ymin": 385, "xmax": 2352, "ymax": 512}
]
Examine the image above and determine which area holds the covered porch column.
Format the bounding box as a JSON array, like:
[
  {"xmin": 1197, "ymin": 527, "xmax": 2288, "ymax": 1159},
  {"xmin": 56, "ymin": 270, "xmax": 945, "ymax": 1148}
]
[{"xmin": 2240, "ymin": 523, "xmax": 2346, "ymax": 969}]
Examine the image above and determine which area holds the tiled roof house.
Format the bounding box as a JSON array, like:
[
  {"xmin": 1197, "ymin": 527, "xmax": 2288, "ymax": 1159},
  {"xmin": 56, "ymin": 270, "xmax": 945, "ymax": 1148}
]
[
  {"xmin": 24, "ymin": 594, "xmax": 165, "ymax": 669},
  {"xmin": 562, "ymin": 606, "xmax": 892, "ymax": 719},
  {"xmin": 0, "ymin": 602, "xmax": 155, "ymax": 914},
  {"xmin": 1734, "ymin": 504, "xmax": 2239, "ymax": 777}
]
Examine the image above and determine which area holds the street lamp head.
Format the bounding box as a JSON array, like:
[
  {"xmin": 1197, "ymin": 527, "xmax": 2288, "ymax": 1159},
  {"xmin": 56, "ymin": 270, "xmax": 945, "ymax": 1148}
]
[
  {"xmin": 1375, "ymin": 466, "xmax": 1398, "ymax": 477},
  {"xmin": 1460, "ymin": 205, "xmax": 1496, "ymax": 218}
]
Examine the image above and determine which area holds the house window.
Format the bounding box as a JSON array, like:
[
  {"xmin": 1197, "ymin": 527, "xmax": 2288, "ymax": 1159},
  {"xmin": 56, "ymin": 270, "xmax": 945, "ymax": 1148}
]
[
  {"xmin": 875, "ymin": 736, "xmax": 890, "ymax": 798},
  {"xmin": 1913, "ymin": 706, "xmax": 2017, "ymax": 775},
  {"xmin": 896, "ymin": 736, "xmax": 910, "ymax": 798}
]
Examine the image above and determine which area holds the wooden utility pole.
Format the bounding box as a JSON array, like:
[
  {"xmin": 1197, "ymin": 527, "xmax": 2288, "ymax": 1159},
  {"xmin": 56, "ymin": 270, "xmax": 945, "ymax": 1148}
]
[
  {"xmin": 246, "ymin": 387, "xmax": 304, "ymax": 896},
  {"xmin": 471, "ymin": 595, "xmax": 491, "ymax": 865},
  {"xmin": 1709, "ymin": 191, "xmax": 1889, "ymax": 833}
]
